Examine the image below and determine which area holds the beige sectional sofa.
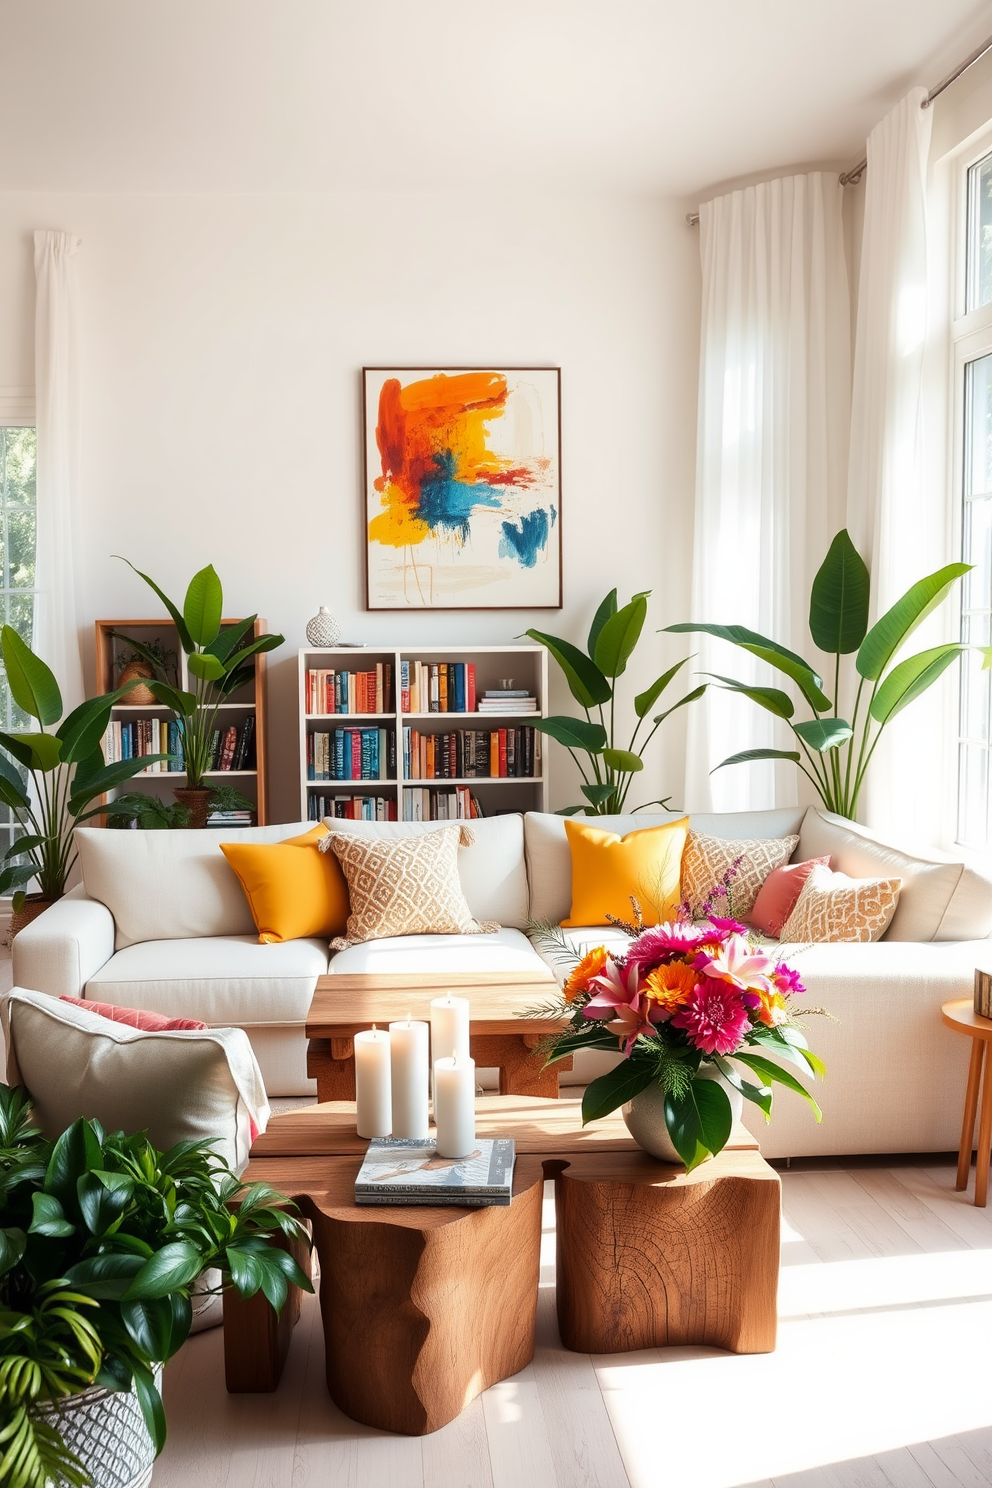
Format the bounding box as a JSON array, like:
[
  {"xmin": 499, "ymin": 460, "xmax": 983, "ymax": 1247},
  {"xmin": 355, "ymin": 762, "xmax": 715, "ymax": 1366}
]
[{"xmin": 12, "ymin": 808, "xmax": 992, "ymax": 1161}]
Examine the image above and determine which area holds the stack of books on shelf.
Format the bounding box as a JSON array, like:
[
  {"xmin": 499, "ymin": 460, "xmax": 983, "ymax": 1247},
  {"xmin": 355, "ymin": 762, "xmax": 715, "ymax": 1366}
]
[
  {"xmin": 207, "ymin": 718, "xmax": 256, "ymax": 772},
  {"xmin": 403, "ymin": 786, "xmax": 483, "ymax": 821},
  {"xmin": 402, "ymin": 726, "xmax": 540, "ymax": 779},
  {"xmin": 102, "ymin": 719, "xmax": 182, "ymax": 771},
  {"xmin": 305, "ymin": 665, "xmax": 393, "ymax": 715},
  {"xmin": 476, "ymin": 688, "xmax": 538, "ymax": 713},
  {"xmin": 206, "ymin": 809, "xmax": 255, "ymax": 829},
  {"xmin": 308, "ymin": 794, "xmax": 398, "ymax": 822},
  {"xmin": 400, "ymin": 661, "xmax": 476, "ymax": 713},
  {"xmin": 354, "ymin": 1138, "xmax": 515, "ymax": 1207},
  {"xmin": 307, "ymin": 727, "xmax": 395, "ymax": 781}
]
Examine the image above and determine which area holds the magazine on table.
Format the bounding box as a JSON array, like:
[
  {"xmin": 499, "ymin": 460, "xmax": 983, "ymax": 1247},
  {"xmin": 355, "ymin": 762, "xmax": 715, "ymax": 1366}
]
[{"xmin": 354, "ymin": 1137, "xmax": 515, "ymax": 1206}]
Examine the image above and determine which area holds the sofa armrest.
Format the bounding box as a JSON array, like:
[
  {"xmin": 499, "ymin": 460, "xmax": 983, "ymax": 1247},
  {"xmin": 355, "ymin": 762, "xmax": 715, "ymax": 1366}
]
[{"xmin": 11, "ymin": 885, "xmax": 116, "ymax": 998}]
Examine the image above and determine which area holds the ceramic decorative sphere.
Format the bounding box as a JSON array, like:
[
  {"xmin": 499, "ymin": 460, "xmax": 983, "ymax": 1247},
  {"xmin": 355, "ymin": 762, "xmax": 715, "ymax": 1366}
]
[{"xmin": 306, "ymin": 607, "xmax": 341, "ymax": 647}]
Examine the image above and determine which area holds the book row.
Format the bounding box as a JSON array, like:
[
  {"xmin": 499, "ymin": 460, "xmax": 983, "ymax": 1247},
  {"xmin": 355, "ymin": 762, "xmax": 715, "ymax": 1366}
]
[
  {"xmin": 403, "ymin": 787, "xmax": 483, "ymax": 821},
  {"xmin": 402, "ymin": 727, "xmax": 541, "ymax": 780},
  {"xmin": 400, "ymin": 661, "xmax": 476, "ymax": 713},
  {"xmin": 101, "ymin": 717, "xmax": 256, "ymax": 773},
  {"xmin": 305, "ymin": 665, "xmax": 393, "ymax": 716},
  {"xmin": 306, "ymin": 728, "xmax": 395, "ymax": 782},
  {"xmin": 307, "ymin": 794, "xmax": 399, "ymax": 822}
]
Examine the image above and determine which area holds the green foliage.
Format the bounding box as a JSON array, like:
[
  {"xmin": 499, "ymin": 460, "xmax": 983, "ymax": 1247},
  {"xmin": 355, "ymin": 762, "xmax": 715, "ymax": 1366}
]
[
  {"xmin": 115, "ymin": 561, "xmax": 284, "ymax": 790},
  {"xmin": 527, "ymin": 590, "xmax": 705, "ymax": 815},
  {"xmin": 0, "ymin": 629, "xmax": 166, "ymax": 900},
  {"xmin": 0, "ymin": 1083, "xmax": 312, "ymax": 1486},
  {"xmin": 104, "ymin": 794, "xmax": 191, "ymax": 831},
  {"xmin": 667, "ymin": 530, "xmax": 984, "ymax": 820}
]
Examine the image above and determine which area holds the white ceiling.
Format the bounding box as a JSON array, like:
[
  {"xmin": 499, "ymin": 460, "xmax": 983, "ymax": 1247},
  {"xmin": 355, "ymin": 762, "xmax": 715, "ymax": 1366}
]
[{"xmin": 2, "ymin": 0, "xmax": 991, "ymax": 198}]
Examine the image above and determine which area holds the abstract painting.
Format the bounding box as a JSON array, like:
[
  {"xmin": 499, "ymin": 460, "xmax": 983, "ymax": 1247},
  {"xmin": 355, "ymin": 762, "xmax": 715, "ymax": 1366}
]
[{"xmin": 363, "ymin": 367, "xmax": 561, "ymax": 609}]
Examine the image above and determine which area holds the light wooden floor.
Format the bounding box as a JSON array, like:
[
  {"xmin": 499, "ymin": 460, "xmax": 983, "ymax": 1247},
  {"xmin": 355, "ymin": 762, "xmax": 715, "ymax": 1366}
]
[{"xmin": 152, "ymin": 1157, "xmax": 992, "ymax": 1488}]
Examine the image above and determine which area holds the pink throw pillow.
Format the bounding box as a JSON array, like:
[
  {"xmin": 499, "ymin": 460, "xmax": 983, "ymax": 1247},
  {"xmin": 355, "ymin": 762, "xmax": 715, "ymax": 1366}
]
[
  {"xmin": 59, "ymin": 996, "xmax": 208, "ymax": 1032},
  {"xmin": 749, "ymin": 856, "xmax": 831, "ymax": 938}
]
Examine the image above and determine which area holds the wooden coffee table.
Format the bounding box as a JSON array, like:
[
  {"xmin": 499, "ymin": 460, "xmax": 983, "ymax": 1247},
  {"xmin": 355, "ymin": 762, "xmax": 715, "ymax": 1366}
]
[
  {"xmin": 228, "ymin": 1096, "xmax": 781, "ymax": 1434},
  {"xmin": 305, "ymin": 970, "xmax": 572, "ymax": 1100}
]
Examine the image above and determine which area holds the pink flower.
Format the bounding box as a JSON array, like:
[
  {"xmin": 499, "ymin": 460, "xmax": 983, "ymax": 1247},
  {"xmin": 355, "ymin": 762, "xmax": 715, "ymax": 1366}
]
[
  {"xmin": 770, "ymin": 961, "xmax": 806, "ymax": 998},
  {"xmin": 583, "ymin": 960, "xmax": 657, "ymax": 1056},
  {"xmin": 707, "ymin": 915, "xmax": 750, "ymax": 937},
  {"xmin": 696, "ymin": 933, "xmax": 774, "ymax": 1006},
  {"xmin": 672, "ymin": 977, "xmax": 751, "ymax": 1055},
  {"xmin": 625, "ymin": 922, "xmax": 714, "ymax": 977}
]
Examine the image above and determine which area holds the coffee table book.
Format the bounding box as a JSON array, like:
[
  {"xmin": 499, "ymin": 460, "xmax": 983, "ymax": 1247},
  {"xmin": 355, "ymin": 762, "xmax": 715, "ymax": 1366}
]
[{"xmin": 354, "ymin": 1136, "xmax": 515, "ymax": 1206}]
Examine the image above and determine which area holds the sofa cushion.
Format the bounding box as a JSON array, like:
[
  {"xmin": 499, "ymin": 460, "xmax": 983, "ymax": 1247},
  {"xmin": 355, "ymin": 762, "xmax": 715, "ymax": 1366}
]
[
  {"xmin": 561, "ymin": 817, "xmax": 687, "ymax": 927},
  {"xmin": 60, "ymin": 996, "xmax": 207, "ymax": 1031},
  {"xmin": 779, "ymin": 863, "xmax": 902, "ymax": 944},
  {"xmin": 328, "ymin": 926, "xmax": 550, "ymax": 977},
  {"xmin": 321, "ymin": 814, "xmax": 529, "ymax": 928},
  {"xmin": 796, "ymin": 808, "xmax": 992, "ymax": 942},
  {"xmin": 220, "ymin": 825, "xmax": 350, "ymax": 943},
  {"xmin": 525, "ymin": 808, "xmax": 807, "ymax": 924},
  {"xmin": 681, "ymin": 830, "xmax": 798, "ymax": 918},
  {"xmin": 85, "ymin": 935, "xmax": 329, "ymax": 1026},
  {"xmin": 75, "ymin": 822, "xmax": 316, "ymax": 949},
  {"xmin": 528, "ymin": 924, "xmax": 633, "ymax": 985},
  {"xmin": 2, "ymin": 986, "xmax": 268, "ymax": 1173}
]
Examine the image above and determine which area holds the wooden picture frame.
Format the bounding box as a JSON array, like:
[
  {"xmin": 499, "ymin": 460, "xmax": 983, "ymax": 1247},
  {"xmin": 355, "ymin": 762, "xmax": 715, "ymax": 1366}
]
[{"xmin": 363, "ymin": 367, "xmax": 562, "ymax": 611}]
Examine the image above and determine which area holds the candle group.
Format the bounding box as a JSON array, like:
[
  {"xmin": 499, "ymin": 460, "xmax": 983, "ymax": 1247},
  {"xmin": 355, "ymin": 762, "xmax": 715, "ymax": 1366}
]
[{"xmin": 352, "ymin": 997, "xmax": 476, "ymax": 1155}]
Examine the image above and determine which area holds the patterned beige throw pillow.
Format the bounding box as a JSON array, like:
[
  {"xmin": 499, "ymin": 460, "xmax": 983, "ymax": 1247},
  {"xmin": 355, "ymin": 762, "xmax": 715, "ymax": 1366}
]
[
  {"xmin": 321, "ymin": 825, "xmax": 498, "ymax": 948},
  {"xmin": 778, "ymin": 862, "xmax": 902, "ymax": 943},
  {"xmin": 681, "ymin": 832, "xmax": 799, "ymax": 919}
]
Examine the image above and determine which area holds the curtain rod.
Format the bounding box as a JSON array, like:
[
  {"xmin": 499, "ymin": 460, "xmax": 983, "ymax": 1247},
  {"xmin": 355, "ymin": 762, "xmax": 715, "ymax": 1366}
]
[{"xmin": 686, "ymin": 27, "xmax": 992, "ymax": 225}]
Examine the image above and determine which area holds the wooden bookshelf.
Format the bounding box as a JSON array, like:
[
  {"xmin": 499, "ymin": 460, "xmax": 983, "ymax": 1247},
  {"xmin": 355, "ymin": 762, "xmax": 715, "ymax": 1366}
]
[
  {"xmin": 94, "ymin": 618, "xmax": 269, "ymax": 824},
  {"xmin": 298, "ymin": 644, "xmax": 549, "ymax": 824}
]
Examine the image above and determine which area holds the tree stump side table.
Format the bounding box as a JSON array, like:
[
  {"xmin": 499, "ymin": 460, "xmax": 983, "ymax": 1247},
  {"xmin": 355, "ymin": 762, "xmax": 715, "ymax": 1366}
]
[
  {"xmin": 551, "ymin": 1147, "xmax": 781, "ymax": 1355},
  {"xmin": 302, "ymin": 1154, "xmax": 545, "ymax": 1435},
  {"xmin": 941, "ymin": 997, "xmax": 992, "ymax": 1207}
]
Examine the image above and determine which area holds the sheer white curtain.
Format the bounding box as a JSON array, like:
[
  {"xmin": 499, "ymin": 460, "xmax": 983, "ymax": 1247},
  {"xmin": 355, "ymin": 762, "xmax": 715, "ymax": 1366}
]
[
  {"xmin": 845, "ymin": 89, "xmax": 950, "ymax": 841},
  {"xmin": 34, "ymin": 229, "xmax": 85, "ymax": 710},
  {"xmin": 684, "ymin": 174, "xmax": 851, "ymax": 812}
]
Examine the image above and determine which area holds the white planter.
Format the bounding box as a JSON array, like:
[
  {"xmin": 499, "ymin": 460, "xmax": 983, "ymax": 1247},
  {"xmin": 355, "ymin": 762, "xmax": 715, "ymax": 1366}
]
[
  {"xmin": 35, "ymin": 1366, "xmax": 161, "ymax": 1488},
  {"xmin": 622, "ymin": 1066, "xmax": 745, "ymax": 1163}
]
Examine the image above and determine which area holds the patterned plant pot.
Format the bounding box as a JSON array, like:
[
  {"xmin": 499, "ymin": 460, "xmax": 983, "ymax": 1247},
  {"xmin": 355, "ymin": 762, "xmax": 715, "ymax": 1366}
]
[
  {"xmin": 35, "ymin": 1367, "xmax": 161, "ymax": 1488},
  {"xmin": 174, "ymin": 787, "xmax": 212, "ymax": 829}
]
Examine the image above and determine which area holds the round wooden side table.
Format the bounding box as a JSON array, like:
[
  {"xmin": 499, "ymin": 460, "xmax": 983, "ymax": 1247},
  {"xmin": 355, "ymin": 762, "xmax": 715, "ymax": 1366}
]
[{"xmin": 941, "ymin": 998, "xmax": 992, "ymax": 1207}]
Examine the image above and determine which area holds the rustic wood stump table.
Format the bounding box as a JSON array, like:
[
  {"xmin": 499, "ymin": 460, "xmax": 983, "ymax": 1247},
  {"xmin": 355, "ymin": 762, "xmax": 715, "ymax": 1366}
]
[
  {"xmin": 305, "ymin": 970, "xmax": 571, "ymax": 1100},
  {"xmin": 228, "ymin": 1096, "xmax": 781, "ymax": 1434}
]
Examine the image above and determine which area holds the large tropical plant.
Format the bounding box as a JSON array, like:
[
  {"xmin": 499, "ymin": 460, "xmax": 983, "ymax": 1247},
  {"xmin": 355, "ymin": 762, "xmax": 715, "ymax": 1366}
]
[
  {"xmin": 667, "ymin": 528, "xmax": 986, "ymax": 821},
  {"xmin": 0, "ymin": 628, "xmax": 164, "ymax": 903},
  {"xmin": 526, "ymin": 590, "xmax": 705, "ymax": 815},
  {"xmin": 0, "ymin": 1084, "xmax": 311, "ymax": 1488},
  {"xmin": 115, "ymin": 560, "xmax": 284, "ymax": 790}
]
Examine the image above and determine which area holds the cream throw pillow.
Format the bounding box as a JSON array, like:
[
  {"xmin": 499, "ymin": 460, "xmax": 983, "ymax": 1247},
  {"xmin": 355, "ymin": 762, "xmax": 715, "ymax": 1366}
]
[
  {"xmin": 779, "ymin": 862, "xmax": 902, "ymax": 943},
  {"xmin": 681, "ymin": 831, "xmax": 799, "ymax": 919},
  {"xmin": 321, "ymin": 824, "xmax": 498, "ymax": 948}
]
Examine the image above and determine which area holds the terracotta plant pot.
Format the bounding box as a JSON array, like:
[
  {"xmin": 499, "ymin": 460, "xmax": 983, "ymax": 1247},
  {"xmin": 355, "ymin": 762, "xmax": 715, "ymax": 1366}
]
[
  {"xmin": 173, "ymin": 788, "xmax": 212, "ymax": 830},
  {"xmin": 118, "ymin": 660, "xmax": 157, "ymax": 706},
  {"xmin": 8, "ymin": 893, "xmax": 56, "ymax": 939}
]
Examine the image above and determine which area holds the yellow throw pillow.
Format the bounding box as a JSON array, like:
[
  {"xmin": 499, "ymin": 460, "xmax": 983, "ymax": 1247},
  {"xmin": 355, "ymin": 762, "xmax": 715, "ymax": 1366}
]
[
  {"xmin": 561, "ymin": 817, "xmax": 689, "ymax": 928},
  {"xmin": 220, "ymin": 825, "xmax": 349, "ymax": 944}
]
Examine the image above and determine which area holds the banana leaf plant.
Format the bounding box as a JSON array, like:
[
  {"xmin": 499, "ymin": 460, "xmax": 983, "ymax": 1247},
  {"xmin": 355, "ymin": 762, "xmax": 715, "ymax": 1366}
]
[
  {"xmin": 115, "ymin": 560, "xmax": 284, "ymax": 790},
  {"xmin": 667, "ymin": 528, "xmax": 987, "ymax": 821},
  {"xmin": 526, "ymin": 590, "xmax": 706, "ymax": 815},
  {"xmin": 0, "ymin": 627, "xmax": 165, "ymax": 902}
]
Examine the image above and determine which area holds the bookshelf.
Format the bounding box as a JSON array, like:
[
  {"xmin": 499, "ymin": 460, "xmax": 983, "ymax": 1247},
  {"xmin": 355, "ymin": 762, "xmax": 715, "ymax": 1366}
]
[
  {"xmin": 94, "ymin": 618, "xmax": 269, "ymax": 824},
  {"xmin": 298, "ymin": 644, "xmax": 549, "ymax": 823}
]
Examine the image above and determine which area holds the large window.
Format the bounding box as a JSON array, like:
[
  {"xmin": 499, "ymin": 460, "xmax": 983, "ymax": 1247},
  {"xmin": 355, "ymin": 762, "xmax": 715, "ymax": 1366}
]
[
  {"xmin": 0, "ymin": 425, "xmax": 37, "ymax": 858},
  {"xmin": 958, "ymin": 353, "xmax": 992, "ymax": 849}
]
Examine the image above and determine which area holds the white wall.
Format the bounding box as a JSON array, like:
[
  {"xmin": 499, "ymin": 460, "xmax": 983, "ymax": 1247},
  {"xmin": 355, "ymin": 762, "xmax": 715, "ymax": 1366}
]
[{"xmin": 0, "ymin": 190, "xmax": 702, "ymax": 822}]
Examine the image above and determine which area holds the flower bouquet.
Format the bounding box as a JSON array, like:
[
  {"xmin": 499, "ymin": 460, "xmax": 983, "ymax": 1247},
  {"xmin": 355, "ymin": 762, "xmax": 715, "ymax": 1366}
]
[{"xmin": 536, "ymin": 887, "xmax": 824, "ymax": 1171}]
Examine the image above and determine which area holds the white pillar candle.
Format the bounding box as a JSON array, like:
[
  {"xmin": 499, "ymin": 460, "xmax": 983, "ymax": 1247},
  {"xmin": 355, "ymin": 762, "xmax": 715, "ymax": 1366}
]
[
  {"xmin": 354, "ymin": 1026, "xmax": 392, "ymax": 1138},
  {"xmin": 388, "ymin": 1016, "xmax": 430, "ymax": 1139},
  {"xmin": 430, "ymin": 995, "xmax": 470, "ymax": 1067},
  {"xmin": 434, "ymin": 1050, "xmax": 476, "ymax": 1159}
]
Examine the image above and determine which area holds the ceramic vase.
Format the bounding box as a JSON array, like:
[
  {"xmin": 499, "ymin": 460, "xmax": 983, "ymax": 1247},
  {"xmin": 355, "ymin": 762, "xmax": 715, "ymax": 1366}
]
[
  {"xmin": 306, "ymin": 607, "xmax": 341, "ymax": 647},
  {"xmin": 622, "ymin": 1065, "xmax": 745, "ymax": 1163}
]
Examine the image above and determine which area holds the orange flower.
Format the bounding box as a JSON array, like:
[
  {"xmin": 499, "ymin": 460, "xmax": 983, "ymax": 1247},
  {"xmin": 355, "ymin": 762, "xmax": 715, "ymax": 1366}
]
[
  {"xmin": 643, "ymin": 961, "xmax": 698, "ymax": 1014},
  {"xmin": 754, "ymin": 988, "xmax": 789, "ymax": 1027},
  {"xmin": 563, "ymin": 946, "xmax": 609, "ymax": 1003}
]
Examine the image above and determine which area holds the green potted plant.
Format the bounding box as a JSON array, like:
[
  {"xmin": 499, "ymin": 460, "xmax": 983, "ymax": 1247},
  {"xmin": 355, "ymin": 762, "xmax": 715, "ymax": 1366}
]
[
  {"xmin": 667, "ymin": 529, "xmax": 991, "ymax": 821},
  {"xmin": 526, "ymin": 590, "xmax": 705, "ymax": 815},
  {"xmin": 0, "ymin": 1084, "xmax": 311, "ymax": 1488},
  {"xmin": 115, "ymin": 561, "xmax": 284, "ymax": 828},
  {"xmin": 0, "ymin": 628, "xmax": 168, "ymax": 935}
]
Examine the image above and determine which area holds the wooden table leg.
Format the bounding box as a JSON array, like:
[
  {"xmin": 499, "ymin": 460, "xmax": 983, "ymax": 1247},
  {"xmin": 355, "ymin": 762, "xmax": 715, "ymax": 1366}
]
[
  {"xmin": 957, "ymin": 1038, "xmax": 985, "ymax": 1191},
  {"xmin": 307, "ymin": 1037, "xmax": 356, "ymax": 1101},
  {"xmin": 223, "ymin": 1228, "xmax": 312, "ymax": 1391},
  {"xmin": 471, "ymin": 1033, "xmax": 572, "ymax": 1098},
  {"xmin": 974, "ymin": 1048, "xmax": 992, "ymax": 1209}
]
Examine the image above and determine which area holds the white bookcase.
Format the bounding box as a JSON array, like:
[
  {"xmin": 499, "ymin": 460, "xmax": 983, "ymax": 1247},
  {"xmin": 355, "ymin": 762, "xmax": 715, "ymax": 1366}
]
[{"xmin": 298, "ymin": 644, "xmax": 549, "ymax": 823}]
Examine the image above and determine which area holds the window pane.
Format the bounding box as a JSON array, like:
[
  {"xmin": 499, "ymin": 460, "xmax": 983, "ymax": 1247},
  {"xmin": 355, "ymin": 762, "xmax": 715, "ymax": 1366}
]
[
  {"xmin": 959, "ymin": 743, "xmax": 990, "ymax": 850},
  {"xmin": 967, "ymin": 150, "xmax": 992, "ymax": 312},
  {"xmin": 0, "ymin": 427, "xmax": 37, "ymax": 742}
]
